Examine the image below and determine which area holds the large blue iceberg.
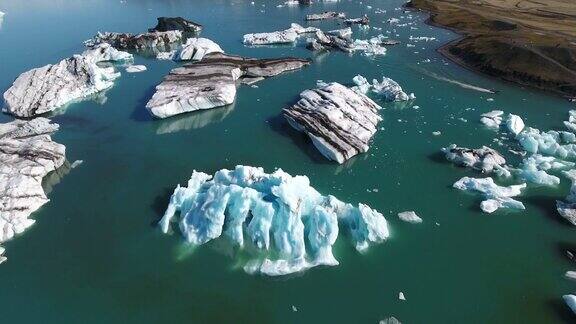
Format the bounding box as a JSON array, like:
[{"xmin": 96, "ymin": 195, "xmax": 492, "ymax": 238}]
[{"xmin": 159, "ymin": 165, "xmax": 389, "ymax": 276}]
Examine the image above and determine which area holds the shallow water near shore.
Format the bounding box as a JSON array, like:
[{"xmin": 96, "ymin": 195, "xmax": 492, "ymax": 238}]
[{"xmin": 1, "ymin": 0, "xmax": 575, "ymax": 323}]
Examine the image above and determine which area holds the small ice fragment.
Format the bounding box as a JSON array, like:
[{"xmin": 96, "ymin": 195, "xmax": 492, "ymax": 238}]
[
  {"xmin": 398, "ymin": 292, "xmax": 406, "ymax": 301},
  {"xmin": 126, "ymin": 65, "xmax": 147, "ymax": 73},
  {"xmin": 398, "ymin": 211, "xmax": 422, "ymax": 224},
  {"xmin": 563, "ymin": 295, "xmax": 576, "ymax": 315},
  {"xmin": 565, "ymin": 271, "xmax": 576, "ymax": 281},
  {"xmin": 71, "ymin": 160, "xmax": 84, "ymax": 168}
]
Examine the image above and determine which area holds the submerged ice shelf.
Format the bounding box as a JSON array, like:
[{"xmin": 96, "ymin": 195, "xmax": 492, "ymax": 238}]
[{"xmin": 159, "ymin": 166, "xmax": 390, "ymax": 276}]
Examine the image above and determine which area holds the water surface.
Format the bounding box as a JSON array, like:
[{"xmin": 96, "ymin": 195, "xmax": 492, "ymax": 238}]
[{"xmin": 0, "ymin": 0, "xmax": 575, "ymax": 323}]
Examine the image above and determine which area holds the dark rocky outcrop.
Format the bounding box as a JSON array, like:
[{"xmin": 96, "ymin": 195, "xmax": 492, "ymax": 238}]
[{"xmin": 148, "ymin": 17, "xmax": 202, "ymax": 33}]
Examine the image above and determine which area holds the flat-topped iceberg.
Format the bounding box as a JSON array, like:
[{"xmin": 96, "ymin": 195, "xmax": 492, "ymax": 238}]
[
  {"xmin": 159, "ymin": 166, "xmax": 389, "ymax": 276},
  {"xmin": 0, "ymin": 118, "xmax": 66, "ymax": 263},
  {"xmin": 3, "ymin": 43, "xmax": 133, "ymax": 117},
  {"xmin": 480, "ymin": 110, "xmax": 504, "ymax": 129},
  {"xmin": 453, "ymin": 177, "xmax": 526, "ymax": 213},
  {"xmin": 398, "ymin": 211, "xmax": 422, "ymax": 224},
  {"xmin": 146, "ymin": 51, "xmax": 310, "ymax": 118},
  {"xmin": 352, "ymin": 75, "xmax": 415, "ymax": 101},
  {"xmin": 283, "ymin": 82, "xmax": 382, "ymax": 163},
  {"xmin": 243, "ymin": 23, "xmax": 319, "ymax": 45}
]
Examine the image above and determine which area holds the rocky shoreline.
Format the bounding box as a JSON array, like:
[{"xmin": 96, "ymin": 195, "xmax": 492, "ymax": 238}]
[{"xmin": 407, "ymin": 0, "xmax": 576, "ymax": 98}]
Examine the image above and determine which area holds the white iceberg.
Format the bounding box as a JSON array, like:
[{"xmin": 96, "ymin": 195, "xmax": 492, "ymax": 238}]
[
  {"xmin": 3, "ymin": 43, "xmax": 133, "ymax": 117},
  {"xmin": 441, "ymin": 144, "xmax": 509, "ymax": 176},
  {"xmin": 243, "ymin": 23, "xmax": 319, "ymax": 45},
  {"xmin": 397, "ymin": 211, "xmax": 422, "ymax": 224},
  {"xmin": 564, "ymin": 110, "xmax": 576, "ymax": 132},
  {"xmin": 480, "ymin": 110, "xmax": 504, "ymax": 129},
  {"xmin": 159, "ymin": 166, "xmax": 389, "ymax": 276},
  {"xmin": 516, "ymin": 128, "xmax": 576, "ymax": 159},
  {"xmin": 563, "ymin": 294, "xmax": 576, "ymax": 315},
  {"xmin": 352, "ymin": 75, "xmax": 415, "ymax": 101},
  {"xmin": 506, "ymin": 114, "xmax": 525, "ymax": 136},
  {"xmin": 514, "ymin": 155, "xmax": 574, "ymax": 186},
  {"xmin": 177, "ymin": 38, "xmax": 224, "ymax": 61},
  {"xmin": 453, "ymin": 177, "xmax": 526, "ymax": 213}
]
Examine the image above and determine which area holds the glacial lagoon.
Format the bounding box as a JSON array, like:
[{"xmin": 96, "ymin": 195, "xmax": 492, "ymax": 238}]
[{"xmin": 1, "ymin": 0, "xmax": 575, "ymax": 322}]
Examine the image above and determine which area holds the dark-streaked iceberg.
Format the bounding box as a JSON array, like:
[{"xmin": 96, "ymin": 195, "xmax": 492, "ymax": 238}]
[
  {"xmin": 0, "ymin": 118, "xmax": 66, "ymax": 264},
  {"xmin": 3, "ymin": 44, "xmax": 132, "ymax": 117},
  {"xmin": 283, "ymin": 82, "xmax": 382, "ymax": 163},
  {"xmin": 159, "ymin": 166, "xmax": 389, "ymax": 276}
]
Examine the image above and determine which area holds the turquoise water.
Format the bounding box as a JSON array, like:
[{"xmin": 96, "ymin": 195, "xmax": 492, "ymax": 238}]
[{"xmin": 1, "ymin": 0, "xmax": 575, "ymax": 323}]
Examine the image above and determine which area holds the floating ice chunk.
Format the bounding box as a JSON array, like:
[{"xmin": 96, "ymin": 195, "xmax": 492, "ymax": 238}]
[
  {"xmin": 480, "ymin": 110, "xmax": 503, "ymax": 129},
  {"xmin": 514, "ymin": 155, "xmax": 573, "ymax": 186},
  {"xmin": 177, "ymin": 38, "xmax": 224, "ymax": 61},
  {"xmin": 516, "ymin": 128, "xmax": 576, "ymax": 159},
  {"xmin": 563, "ymin": 295, "xmax": 576, "ymax": 315},
  {"xmin": 398, "ymin": 211, "xmax": 422, "ymax": 224},
  {"xmin": 352, "ymin": 75, "xmax": 414, "ymax": 101},
  {"xmin": 156, "ymin": 50, "xmax": 176, "ymax": 60},
  {"xmin": 565, "ymin": 271, "xmax": 576, "ymax": 281},
  {"xmin": 125, "ymin": 65, "xmax": 147, "ymax": 73},
  {"xmin": 442, "ymin": 144, "xmax": 508, "ymax": 175},
  {"xmin": 380, "ymin": 317, "xmax": 402, "ymax": 324},
  {"xmin": 243, "ymin": 23, "xmax": 319, "ymax": 45},
  {"xmin": 453, "ymin": 177, "xmax": 526, "ymax": 213},
  {"xmin": 3, "ymin": 43, "xmax": 133, "ymax": 117},
  {"xmin": 159, "ymin": 166, "xmax": 389, "ymax": 276},
  {"xmin": 351, "ymin": 34, "xmax": 388, "ymax": 56},
  {"xmin": 564, "ymin": 110, "xmax": 576, "ymax": 132},
  {"xmin": 284, "ymin": 82, "xmax": 382, "ymax": 163},
  {"xmin": 506, "ymin": 114, "xmax": 525, "ymax": 135}
]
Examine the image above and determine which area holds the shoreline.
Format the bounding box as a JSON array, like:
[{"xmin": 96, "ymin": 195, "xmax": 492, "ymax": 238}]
[{"xmin": 405, "ymin": 0, "xmax": 576, "ymax": 100}]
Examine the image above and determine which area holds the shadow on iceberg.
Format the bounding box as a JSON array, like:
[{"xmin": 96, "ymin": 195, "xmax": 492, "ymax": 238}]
[{"xmin": 267, "ymin": 114, "xmax": 334, "ymax": 165}]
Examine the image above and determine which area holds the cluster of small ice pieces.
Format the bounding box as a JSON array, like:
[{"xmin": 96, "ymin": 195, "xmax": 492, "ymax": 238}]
[
  {"xmin": 159, "ymin": 166, "xmax": 390, "ymax": 276},
  {"xmin": 352, "ymin": 75, "xmax": 415, "ymax": 101},
  {"xmin": 450, "ymin": 110, "xmax": 576, "ymax": 213},
  {"xmin": 3, "ymin": 43, "xmax": 133, "ymax": 117},
  {"xmin": 243, "ymin": 23, "xmax": 389, "ymax": 56}
]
